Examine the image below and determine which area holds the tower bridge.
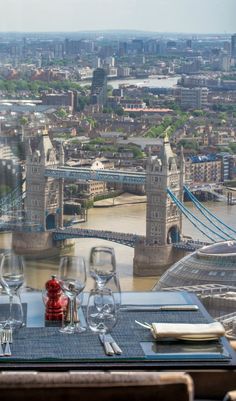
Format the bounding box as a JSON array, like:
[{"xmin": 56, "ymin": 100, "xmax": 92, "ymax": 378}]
[{"xmin": 0, "ymin": 128, "xmax": 235, "ymax": 275}]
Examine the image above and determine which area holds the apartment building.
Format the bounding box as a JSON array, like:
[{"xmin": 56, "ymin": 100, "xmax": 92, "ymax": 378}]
[
  {"xmin": 185, "ymin": 154, "xmax": 222, "ymax": 184},
  {"xmin": 180, "ymin": 87, "xmax": 208, "ymax": 109}
]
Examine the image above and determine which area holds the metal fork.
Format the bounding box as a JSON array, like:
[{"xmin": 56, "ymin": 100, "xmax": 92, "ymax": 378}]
[{"xmin": 3, "ymin": 328, "xmax": 12, "ymax": 356}]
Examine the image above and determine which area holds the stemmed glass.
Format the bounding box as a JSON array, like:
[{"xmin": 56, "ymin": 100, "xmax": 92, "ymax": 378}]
[
  {"xmin": 89, "ymin": 246, "xmax": 116, "ymax": 290},
  {"xmin": 0, "ymin": 252, "xmax": 25, "ymax": 330},
  {"xmin": 87, "ymin": 288, "xmax": 117, "ymax": 334},
  {"xmin": 58, "ymin": 255, "xmax": 87, "ymax": 334}
]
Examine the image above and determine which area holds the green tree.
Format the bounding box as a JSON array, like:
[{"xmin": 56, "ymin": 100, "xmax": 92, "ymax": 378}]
[
  {"xmin": 115, "ymin": 106, "xmax": 124, "ymax": 116},
  {"xmin": 77, "ymin": 96, "xmax": 89, "ymax": 111},
  {"xmin": 192, "ymin": 110, "xmax": 205, "ymax": 117},
  {"xmin": 0, "ymin": 185, "xmax": 11, "ymax": 197},
  {"xmin": 19, "ymin": 116, "xmax": 28, "ymax": 139},
  {"xmin": 132, "ymin": 147, "xmax": 145, "ymax": 159},
  {"xmin": 178, "ymin": 139, "xmax": 199, "ymax": 151},
  {"xmin": 56, "ymin": 108, "xmax": 68, "ymax": 119},
  {"xmin": 229, "ymin": 143, "xmax": 236, "ymax": 154}
]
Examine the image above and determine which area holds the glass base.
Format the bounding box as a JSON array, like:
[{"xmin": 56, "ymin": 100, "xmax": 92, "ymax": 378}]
[
  {"xmin": 4, "ymin": 318, "xmax": 23, "ymax": 331},
  {"xmin": 59, "ymin": 323, "xmax": 86, "ymax": 334}
]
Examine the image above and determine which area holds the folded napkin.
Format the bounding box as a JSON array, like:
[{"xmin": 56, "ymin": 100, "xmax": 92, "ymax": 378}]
[{"xmin": 151, "ymin": 322, "xmax": 225, "ymax": 341}]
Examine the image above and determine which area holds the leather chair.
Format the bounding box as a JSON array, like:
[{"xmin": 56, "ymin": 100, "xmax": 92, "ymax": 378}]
[{"xmin": 0, "ymin": 371, "xmax": 194, "ymax": 401}]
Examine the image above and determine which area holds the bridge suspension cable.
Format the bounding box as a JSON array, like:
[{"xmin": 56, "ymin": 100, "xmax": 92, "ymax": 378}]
[
  {"xmin": 167, "ymin": 189, "xmax": 229, "ymax": 242},
  {"xmin": 0, "ymin": 179, "xmax": 26, "ymax": 208},
  {"xmin": 184, "ymin": 185, "xmax": 236, "ymax": 238}
]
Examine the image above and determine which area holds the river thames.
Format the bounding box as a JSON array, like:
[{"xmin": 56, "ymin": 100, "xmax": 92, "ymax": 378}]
[
  {"xmin": 1, "ymin": 199, "xmax": 235, "ymax": 292},
  {"xmin": 82, "ymin": 75, "xmax": 179, "ymax": 90}
]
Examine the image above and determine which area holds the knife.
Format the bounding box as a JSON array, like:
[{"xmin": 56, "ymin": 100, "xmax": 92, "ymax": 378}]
[
  {"xmin": 99, "ymin": 334, "xmax": 114, "ymax": 356},
  {"xmin": 105, "ymin": 334, "xmax": 123, "ymax": 355},
  {"xmin": 120, "ymin": 304, "xmax": 199, "ymax": 312}
]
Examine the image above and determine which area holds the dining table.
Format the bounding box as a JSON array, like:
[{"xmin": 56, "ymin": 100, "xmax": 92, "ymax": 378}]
[
  {"xmin": 0, "ymin": 288, "xmax": 235, "ymax": 370},
  {"xmin": 1, "ymin": 288, "xmax": 236, "ymax": 399}
]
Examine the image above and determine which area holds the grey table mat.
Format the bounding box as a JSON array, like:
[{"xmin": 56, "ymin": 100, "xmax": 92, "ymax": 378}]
[{"xmin": 0, "ymin": 307, "xmax": 220, "ymax": 362}]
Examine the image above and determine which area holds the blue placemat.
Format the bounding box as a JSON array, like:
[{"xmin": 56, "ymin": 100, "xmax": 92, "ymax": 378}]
[{"xmin": 0, "ymin": 306, "xmax": 230, "ymax": 362}]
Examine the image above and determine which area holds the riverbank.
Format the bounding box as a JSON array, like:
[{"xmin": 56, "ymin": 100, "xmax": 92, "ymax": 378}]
[{"xmin": 94, "ymin": 192, "xmax": 146, "ymax": 207}]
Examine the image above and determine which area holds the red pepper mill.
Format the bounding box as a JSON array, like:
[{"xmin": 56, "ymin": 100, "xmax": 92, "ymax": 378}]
[{"xmin": 45, "ymin": 275, "xmax": 64, "ymax": 321}]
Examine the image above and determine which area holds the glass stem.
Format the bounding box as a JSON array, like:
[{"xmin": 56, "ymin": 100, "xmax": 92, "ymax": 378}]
[
  {"xmin": 9, "ymin": 292, "xmax": 13, "ymax": 322},
  {"xmin": 17, "ymin": 291, "xmax": 24, "ymax": 324},
  {"xmin": 69, "ymin": 296, "xmax": 76, "ymax": 326}
]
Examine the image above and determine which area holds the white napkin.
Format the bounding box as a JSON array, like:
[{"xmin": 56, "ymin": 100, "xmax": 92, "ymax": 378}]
[{"xmin": 151, "ymin": 322, "xmax": 225, "ymax": 341}]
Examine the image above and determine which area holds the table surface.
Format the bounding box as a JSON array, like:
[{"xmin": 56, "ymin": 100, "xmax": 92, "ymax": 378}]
[{"xmin": 0, "ymin": 290, "xmax": 236, "ymax": 371}]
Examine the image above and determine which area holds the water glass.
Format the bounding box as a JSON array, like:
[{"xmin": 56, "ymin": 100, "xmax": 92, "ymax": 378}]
[
  {"xmin": 93, "ymin": 273, "xmax": 121, "ymax": 312},
  {"xmin": 86, "ymin": 288, "xmax": 117, "ymax": 334},
  {"xmin": 59, "ymin": 255, "xmax": 87, "ymax": 334},
  {"xmin": 0, "ymin": 292, "xmax": 24, "ymax": 329},
  {"xmin": 89, "ymin": 246, "xmax": 116, "ymax": 289},
  {"xmin": 0, "ymin": 253, "xmax": 24, "ymax": 294},
  {"xmin": 0, "ymin": 252, "xmax": 25, "ymax": 330}
]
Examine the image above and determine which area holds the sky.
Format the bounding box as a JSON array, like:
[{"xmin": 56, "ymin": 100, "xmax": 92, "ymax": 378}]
[{"xmin": 0, "ymin": 0, "xmax": 235, "ymax": 34}]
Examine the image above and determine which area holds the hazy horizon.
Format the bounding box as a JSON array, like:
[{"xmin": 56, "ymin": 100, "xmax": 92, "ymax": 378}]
[
  {"xmin": 0, "ymin": 0, "xmax": 235, "ymax": 34},
  {"xmin": 1, "ymin": 29, "xmax": 235, "ymax": 36}
]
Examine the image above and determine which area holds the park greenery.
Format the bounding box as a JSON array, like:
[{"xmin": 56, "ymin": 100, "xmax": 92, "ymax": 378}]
[
  {"xmin": 0, "ymin": 79, "xmax": 83, "ymax": 95},
  {"xmin": 228, "ymin": 143, "xmax": 236, "ymax": 154},
  {"xmin": 145, "ymin": 113, "xmax": 189, "ymax": 138},
  {"xmin": 56, "ymin": 108, "xmax": 69, "ymax": 119},
  {"xmin": 83, "ymin": 137, "xmax": 145, "ymax": 159},
  {"xmin": 177, "ymin": 139, "xmax": 199, "ymax": 151}
]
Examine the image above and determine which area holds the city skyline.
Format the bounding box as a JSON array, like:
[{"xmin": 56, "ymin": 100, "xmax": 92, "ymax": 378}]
[{"xmin": 0, "ymin": 0, "xmax": 235, "ymax": 34}]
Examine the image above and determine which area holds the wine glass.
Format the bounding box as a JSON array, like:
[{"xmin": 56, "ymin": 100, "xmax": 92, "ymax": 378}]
[
  {"xmin": 0, "ymin": 252, "xmax": 25, "ymax": 330},
  {"xmin": 86, "ymin": 288, "xmax": 117, "ymax": 334},
  {"xmin": 107, "ymin": 273, "xmax": 121, "ymax": 312},
  {"xmin": 89, "ymin": 246, "xmax": 116, "ymax": 290},
  {"xmin": 58, "ymin": 255, "xmax": 87, "ymax": 334}
]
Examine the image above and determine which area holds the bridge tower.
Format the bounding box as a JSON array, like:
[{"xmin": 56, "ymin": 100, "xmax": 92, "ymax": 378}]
[
  {"xmin": 12, "ymin": 130, "xmax": 71, "ymax": 257},
  {"xmin": 133, "ymin": 132, "xmax": 185, "ymax": 276},
  {"xmin": 24, "ymin": 128, "xmax": 63, "ymax": 230}
]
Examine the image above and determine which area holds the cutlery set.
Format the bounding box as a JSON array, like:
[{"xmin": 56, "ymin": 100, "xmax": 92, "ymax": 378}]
[
  {"xmin": 0, "ymin": 328, "xmax": 12, "ymax": 357},
  {"xmin": 99, "ymin": 334, "xmax": 122, "ymax": 356}
]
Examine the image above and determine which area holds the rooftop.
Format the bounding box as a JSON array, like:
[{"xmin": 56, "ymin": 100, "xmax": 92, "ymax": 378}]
[{"xmin": 199, "ymin": 241, "xmax": 236, "ymax": 256}]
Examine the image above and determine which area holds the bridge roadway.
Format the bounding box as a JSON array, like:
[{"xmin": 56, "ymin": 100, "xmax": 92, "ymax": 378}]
[
  {"xmin": 53, "ymin": 227, "xmax": 145, "ymax": 247},
  {"xmin": 0, "ymin": 221, "xmax": 207, "ymax": 251},
  {"xmin": 52, "ymin": 227, "xmax": 206, "ymax": 251},
  {"xmin": 45, "ymin": 166, "xmax": 146, "ymax": 185},
  {"xmin": 172, "ymin": 240, "xmax": 209, "ymax": 252},
  {"xmin": 45, "ymin": 167, "xmax": 225, "ymax": 196}
]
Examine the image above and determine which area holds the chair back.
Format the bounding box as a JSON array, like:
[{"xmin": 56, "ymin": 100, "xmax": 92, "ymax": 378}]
[{"xmin": 0, "ymin": 371, "xmax": 193, "ymax": 401}]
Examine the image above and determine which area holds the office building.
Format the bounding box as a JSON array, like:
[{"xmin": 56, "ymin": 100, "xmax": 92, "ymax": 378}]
[
  {"xmin": 90, "ymin": 68, "xmax": 107, "ymax": 106},
  {"xmin": 231, "ymin": 34, "xmax": 236, "ymax": 58},
  {"xmin": 41, "ymin": 91, "xmax": 75, "ymax": 111},
  {"xmin": 156, "ymin": 242, "xmax": 236, "ymax": 288}
]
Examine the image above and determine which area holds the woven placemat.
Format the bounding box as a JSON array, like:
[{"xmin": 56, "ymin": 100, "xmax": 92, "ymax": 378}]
[{"xmin": 0, "ymin": 307, "xmax": 212, "ymax": 362}]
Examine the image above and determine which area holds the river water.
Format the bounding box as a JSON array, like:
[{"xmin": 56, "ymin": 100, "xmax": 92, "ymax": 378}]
[
  {"xmin": 0, "ymin": 200, "xmax": 235, "ymax": 292},
  {"xmin": 108, "ymin": 75, "xmax": 179, "ymax": 89},
  {"xmin": 82, "ymin": 75, "xmax": 179, "ymax": 89}
]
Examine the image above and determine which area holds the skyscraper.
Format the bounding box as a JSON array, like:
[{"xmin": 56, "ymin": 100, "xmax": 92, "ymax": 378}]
[
  {"xmin": 231, "ymin": 34, "xmax": 236, "ymax": 58},
  {"xmin": 90, "ymin": 68, "xmax": 107, "ymax": 106}
]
